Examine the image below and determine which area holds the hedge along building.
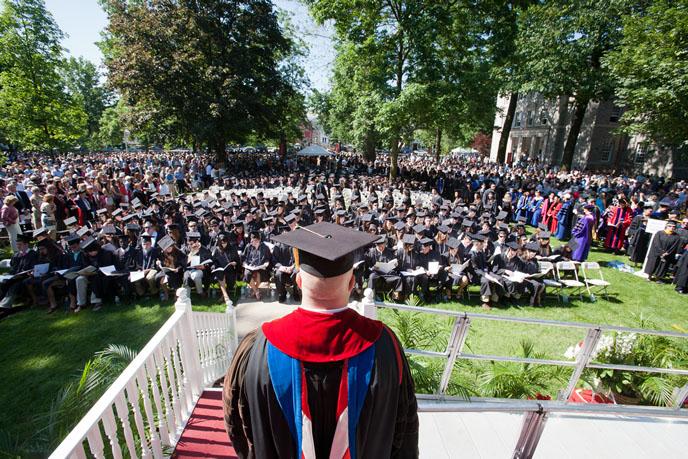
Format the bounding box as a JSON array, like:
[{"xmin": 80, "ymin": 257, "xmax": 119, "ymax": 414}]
[{"xmin": 489, "ymin": 93, "xmax": 688, "ymax": 178}]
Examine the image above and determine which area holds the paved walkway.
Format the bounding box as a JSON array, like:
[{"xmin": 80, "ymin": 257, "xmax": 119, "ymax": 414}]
[{"xmin": 234, "ymin": 294, "xmax": 297, "ymax": 340}]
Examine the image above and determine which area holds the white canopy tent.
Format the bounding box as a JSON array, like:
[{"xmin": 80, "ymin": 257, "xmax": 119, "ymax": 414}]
[{"xmin": 296, "ymin": 145, "xmax": 334, "ymax": 157}]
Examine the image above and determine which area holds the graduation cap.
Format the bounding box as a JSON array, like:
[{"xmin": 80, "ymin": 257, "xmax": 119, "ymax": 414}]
[
  {"xmin": 375, "ymin": 235, "xmax": 387, "ymax": 244},
  {"xmin": 446, "ymin": 238, "xmax": 460, "ymax": 249},
  {"xmin": 187, "ymin": 231, "xmax": 201, "ymax": 240},
  {"xmin": 506, "ymin": 241, "xmax": 521, "ymax": 250},
  {"xmin": 402, "ymin": 234, "xmax": 416, "ymax": 245},
  {"xmin": 314, "ymin": 208, "xmax": 326, "ymax": 215},
  {"xmin": 101, "ymin": 225, "xmax": 117, "ymax": 235},
  {"xmin": 96, "ymin": 208, "xmax": 107, "ymax": 216},
  {"xmin": 76, "ymin": 227, "xmax": 90, "ymax": 237},
  {"xmin": 393, "ymin": 221, "xmax": 406, "ymax": 231},
  {"xmin": 469, "ymin": 233, "xmax": 486, "ymax": 242},
  {"xmin": 538, "ymin": 231, "xmax": 551, "ymax": 239},
  {"xmin": 81, "ymin": 237, "xmax": 98, "ymax": 251},
  {"xmin": 157, "ymin": 235, "xmax": 175, "ymax": 251},
  {"xmin": 17, "ymin": 234, "xmax": 32, "ymax": 244},
  {"xmin": 64, "ymin": 216, "xmax": 77, "ymax": 226},
  {"xmin": 66, "ymin": 234, "xmax": 81, "ymax": 246},
  {"xmin": 462, "ymin": 219, "xmax": 474, "ymax": 227},
  {"xmin": 437, "ymin": 225, "xmax": 450, "ymax": 234},
  {"xmin": 497, "ymin": 211, "xmax": 508, "ymax": 220},
  {"xmin": 112, "ymin": 208, "xmax": 123, "ymax": 217},
  {"xmin": 412, "ymin": 224, "xmax": 426, "ymax": 234},
  {"xmin": 517, "ymin": 216, "xmax": 527, "ymax": 223},
  {"xmin": 141, "ymin": 234, "xmax": 152, "ymax": 242},
  {"xmin": 33, "ymin": 227, "xmax": 49, "ymax": 238},
  {"xmin": 285, "ymin": 213, "xmax": 297, "ymax": 223},
  {"xmin": 361, "ymin": 213, "xmax": 373, "ymax": 223},
  {"xmin": 271, "ymin": 222, "xmax": 377, "ymax": 278},
  {"xmin": 122, "ymin": 214, "xmax": 136, "ymax": 222},
  {"xmin": 538, "ymin": 223, "xmax": 548, "ymax": 231},
  {"xmin": 126, "ymin": 223, "xmax": 141, "ymax": 232},
  {"xmin": 524, "ymin": 242, "xmax": 540, "ymax": 252},
  {"xmin": 420, "ymin": 237, "xmax": 434, "ymax": 246}
]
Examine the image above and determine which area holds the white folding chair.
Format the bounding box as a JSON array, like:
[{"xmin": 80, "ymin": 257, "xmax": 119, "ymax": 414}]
[
  {"xmin": 538, "ymin": 260, "xmax": 562, "ymax": 302},
  {"xmin": 555, "ymin": 261, "xmax": 585, "ymax": 301},
  {"xmin": 580, "ymin": 261, "xmax": 610, "ymax": 299}
]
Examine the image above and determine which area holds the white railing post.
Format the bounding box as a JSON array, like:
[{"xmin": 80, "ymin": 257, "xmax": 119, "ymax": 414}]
[
  {"xmin": 361, "ymin": 288, "xmax": 377, "ymax": 319},
  {"xmin": 175, "ymin": 288, "xmax": 204, "ymax": 401},
  {"xmin": 226, "ymin": 298, "xmax": 239, "ymax": 353}
]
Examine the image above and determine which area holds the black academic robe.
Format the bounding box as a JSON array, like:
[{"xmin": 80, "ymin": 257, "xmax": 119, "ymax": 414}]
[
  {"xmin": 673, "ymin": 249, "xmax": 688, "ymax": 291},
  {"xmin": 644, "ymin": 231, "xmax": 682, "ymax": 278},
  {"xmin": 223, "ymin": 312, "xmax": 419, "ymax": 459},
  {"xmin": 627, "ymin": 215, "xmax": 650, "ymax": 264}
]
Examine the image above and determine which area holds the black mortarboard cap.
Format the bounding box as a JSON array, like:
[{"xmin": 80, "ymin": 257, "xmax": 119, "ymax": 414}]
[
  {"xmin": 538, "ymin": 223, "xmax": 548, "ymax": 231},
  {"xmin": 285, "ymin": 214, "xmax": 297, "ymax": 223},
  {"xmin": 497, "ymin": 211, "xmax": 508, "ymax": 220},
  {"xmin": 538, "ymin": 231, "xmax": 551, "ymax": 239},
  {"xmin": 413, "ymin": 224, "xmax": 425, "ymax": 234},
  {"xmin": 525, "ymin": 242, "xmax": 540, "ymax": 252},
  {"xmin": 462, "ymin": 219, "xmax": 474, "ymax": 227},
  {"xmin": 66, "ymin": 234, "xmax": 81, "ymax": 245},
  {"xmin": 446, "ymin": 238, "xmax": 460, "ymax": 249},
  {"xmin": 420, "ymin": 237, "xmax": 434, "ymax": 246},
  {"xmin": 64, "ymin": 216, "xmax": 77, "ymax": 226},
  {"xmin": 81, "ymin": 237, "xmax": 97, "ymax": 251},
  {"xmin": 187, "ymin": 231, "xmax": 201, "ymax": 239},
  {"xmin": 517, "ymin": 216, "xmax": 527, "ymax": 223},
  {"xmin": 469, "ymin": 233, "xmax": 486, "ymax": 242},
  {"xmin": 437, "ymin": 225, "xmax": 450, "ymax": 234},
  {"xmin": 17, "ymin": 234, "xmax": 32, "ymax": 243},
  {"xmin": 271, "ymin": 222, "xmax": 377, "ymax": 278},
  {"xmin": 157, "ymin": 235, "xmax": 175, "ymax": 251},
  {"xmin": 33, "ymin": 227, "xmax": 48, "ymax": 238},
  {"xmin": 506, "ymin": 241, "xmax": 521, "ymax": 250},
  {"xmin": 394, "ymin": 221, "xmax": 406, "ymax": 231},
  {"xmin": 402, "ymin": 234, "xmax": 416, "ymax": 245}
]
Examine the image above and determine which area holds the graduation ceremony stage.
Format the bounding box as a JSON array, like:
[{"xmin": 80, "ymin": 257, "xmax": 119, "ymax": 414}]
[{"xmin": 50, "ymin": 289, "xmax": 688, "ymax": 459}]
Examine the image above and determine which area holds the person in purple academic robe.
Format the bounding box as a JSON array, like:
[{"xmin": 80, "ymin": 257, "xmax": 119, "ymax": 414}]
[{"xmin": 571, "ymin": 205, "xmax": 595, "ymax": 262}]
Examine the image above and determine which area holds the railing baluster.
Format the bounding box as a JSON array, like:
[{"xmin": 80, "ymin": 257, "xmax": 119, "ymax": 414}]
[
  {"xmin": 125, "ymin": 380, "xmax": 151, "ymax": 457},
  {"xmin": 101, "ymin": 407, "xmax": 122, "ymax": 459},
  {"xmin": 137, "ymin": 367, "xmax": 163, "ymax": 457},
  {"xmin": 163, "ymin": 334, "xmax": 183, "ymax": 434},
  {"xmin": 148, "ymin": 353, "xmax": 171, "ymax": 446},
  {"xmin": 113, "ymin": 394, "xmax": 138, "ymax": 458},
  {"xmin": 85, "ymin": 428, "xmax": 106, "ymax": 459},
  {"xmin": 170, "ymin": 327, "xmax": 192, "ymax": 419},
  {"xmin": 153, "ymin": 347, "xmax": 176, "ymax": 443}
]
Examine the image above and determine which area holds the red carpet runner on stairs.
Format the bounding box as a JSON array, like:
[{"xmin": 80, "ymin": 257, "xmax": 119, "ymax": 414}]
[{"xmin": 172, "ymin": 390, "xmax": 237, "ymax": 458}]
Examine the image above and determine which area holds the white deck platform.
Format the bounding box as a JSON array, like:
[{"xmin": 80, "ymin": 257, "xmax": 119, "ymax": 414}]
[{"xmin": 418, "ymin": 411, "xmax": 688, "ymax": 458}]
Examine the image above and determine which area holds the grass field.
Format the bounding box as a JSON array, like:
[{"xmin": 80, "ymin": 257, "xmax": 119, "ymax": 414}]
[{"xmin": 1, "ymin": 241, "xmax": 687, "ymax": 453}]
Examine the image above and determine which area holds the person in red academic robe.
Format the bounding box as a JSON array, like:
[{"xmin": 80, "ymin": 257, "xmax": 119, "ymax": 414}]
[
  {"xmin": 604, "ymin": 198, "xmax": 633, "ymax": 252},
  {"xmin": 223, "ymin": 223, "xmax": 419, "ymax": 459},
  {"xmin": 541, "ymin": 192, "xmax": 555, "ymax": 229},
  {"xmin": 547, "ymin": 196, "xmax": 562, "ymax": 233}
]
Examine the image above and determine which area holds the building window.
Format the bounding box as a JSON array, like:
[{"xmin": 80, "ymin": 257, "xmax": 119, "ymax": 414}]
[
  {"xmin": 600, "ymin": 138, "xmax": 613, "ymax": 163},
  {"xmin": 514, "ymin": 112, "xmax": 521, "ymax": 128},
  {"xmin": 540, "ymin": 111, "xmax": 548, "ymax": 125},
  {"xmin": 635, "ymin": 143, "xmax": 647, "ymax": 164},
  {"xmin": 527, "ymin": 110, "xmax": 534, "ymax": 126},
  {"xmin": 610, "ymin": 106, "xmax": 622, "ymax": 123}
]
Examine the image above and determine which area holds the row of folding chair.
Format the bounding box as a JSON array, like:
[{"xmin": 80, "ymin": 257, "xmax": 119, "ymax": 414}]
[{"xmin": 538, "ymin": 261, "xmax": 610, "ymax": 302}]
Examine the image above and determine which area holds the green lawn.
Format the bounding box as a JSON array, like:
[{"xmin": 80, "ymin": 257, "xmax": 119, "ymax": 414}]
[{"xmin": 1, "ymin": 242, "xmax": 687, "ymax": 454}]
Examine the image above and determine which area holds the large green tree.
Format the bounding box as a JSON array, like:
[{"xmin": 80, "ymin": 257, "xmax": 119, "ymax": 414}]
[
  {"xmin": 0, "ymin": 0, "xmax": 86, "ymax": 151},
  {"xmin": 101, "ymin": 0, "xmax": 304, "ymax": 162},
  {"xmin": 605, "ymin": 0, "xmax": 688, "ymax": 146},
  {"xmin": 62, "ymin": 56, "xmax": 111, "ymax": 149},
  {"xmin": 516, "ymin": 0, "xmax": 636, "ymax": 169}
]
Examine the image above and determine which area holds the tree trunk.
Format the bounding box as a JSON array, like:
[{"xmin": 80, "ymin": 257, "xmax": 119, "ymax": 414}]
[
  {"xmin": 363, "ymin": 130, "xmax": 376, "ymax": 162},
  {"xmin": 496, "ymin": 92, "xmax": 518, "ymax": 164},
  {"xmin": 390, "ymin": 139, "xmax": 399, "ymax": 179},
  {"xmin": 561, "ymin": 97, "xmax": 588, "ymax": 170},
  {"xmin": 214, "ymin": 139, "xmax": 226, "ymax": 166},
  {"xmin": 434, "ymin": 127, "xmax": 442, "ymax": 163},
  {"xmin": 279, "ymin": 133, "xmax": 287, "ymax": 159}
]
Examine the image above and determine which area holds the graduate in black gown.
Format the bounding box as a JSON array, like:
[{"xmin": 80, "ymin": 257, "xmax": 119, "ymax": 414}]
[
  {"xmin": 644, "ymin": 220, "xmax": 682, "ymax": 281},
  {"xmin": 223, "ymin": 223, "xmax": 419, "ymax": 458},
  {"xmin": 627, "ymin": 204, "xmax": 653, "ymax": 265}
]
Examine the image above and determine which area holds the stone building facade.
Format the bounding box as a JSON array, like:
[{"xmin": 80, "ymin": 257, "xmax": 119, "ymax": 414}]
[{"xmin": 488, "ymin": 93, "xmax": 687, "ymax": 178}]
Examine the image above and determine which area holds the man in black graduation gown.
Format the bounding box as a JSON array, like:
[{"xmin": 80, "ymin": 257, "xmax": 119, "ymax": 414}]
[
  {"xmin": 365, "ymin": 235, "xmax": 402, "ymax": 299},
  {"xmin": 644, "ymin": 220, "xmax": 682, "ymax": 281},
  {"xmin": 223, "ymin": 223, "xmax": 418, "ymax": 458}
]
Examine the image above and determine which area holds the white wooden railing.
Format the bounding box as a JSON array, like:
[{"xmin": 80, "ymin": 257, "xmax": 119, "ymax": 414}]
[{"xmin": 49, "ymin": 288, "xmax": 238, "ymax": 459}]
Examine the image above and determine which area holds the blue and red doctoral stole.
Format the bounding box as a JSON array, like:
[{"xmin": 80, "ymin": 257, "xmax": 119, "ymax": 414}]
[{"xmin": 262, "ymin": 308, "xmax": 386, "ymax": 459}]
